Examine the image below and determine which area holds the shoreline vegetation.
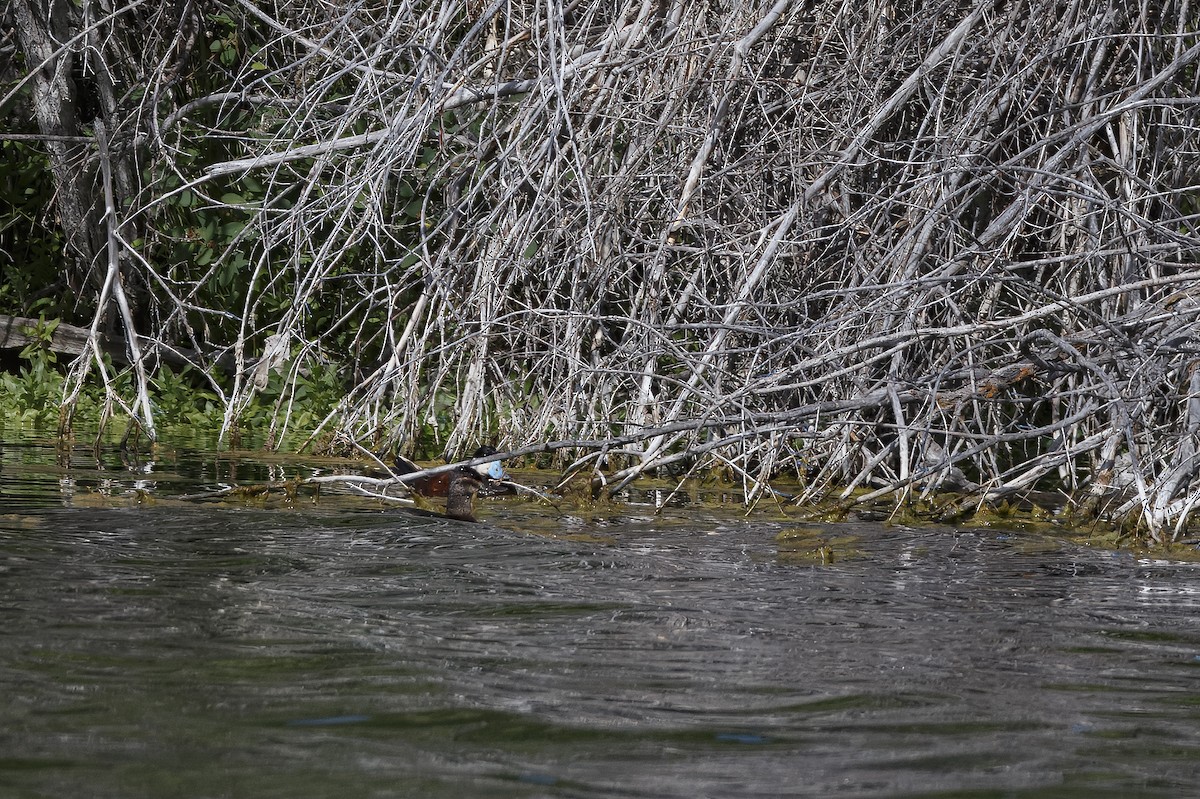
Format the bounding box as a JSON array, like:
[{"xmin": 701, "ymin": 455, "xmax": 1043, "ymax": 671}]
[
  {"xmin": 0, "ymin": 436, "xmax": 1162, "ymax": 556},
  {"xmin": 2, "ymin": 1, "xmax": 1199, "ymax": 543}
]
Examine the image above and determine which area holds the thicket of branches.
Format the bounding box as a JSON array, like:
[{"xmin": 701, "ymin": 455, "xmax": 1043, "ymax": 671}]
[{"xmin": 5, "ymin": 0, "xmax": 1200, "ymax": 539}]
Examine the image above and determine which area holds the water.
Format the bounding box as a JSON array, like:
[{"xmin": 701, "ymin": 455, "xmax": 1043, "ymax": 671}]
[{"xmin": 2, "ymin": 441, "xmax": 1200, "ymax": 797}]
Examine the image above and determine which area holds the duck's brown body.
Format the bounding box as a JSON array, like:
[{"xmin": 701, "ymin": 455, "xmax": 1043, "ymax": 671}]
[
  {"xmin": 398, "ymin": 469, "xmax": 457, "ymax": 498},
  {"xmin": 393, "ymin": 446, "xmax": 507, "ymax": 522},
  {"xmin": 393, "ymin": 446, "xmax": 505, "ymax": 498}
]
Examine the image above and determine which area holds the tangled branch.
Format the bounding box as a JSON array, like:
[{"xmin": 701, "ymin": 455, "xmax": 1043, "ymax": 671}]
[{"xmin": 12, "ymin": 0, "xmax": 1200, "ymax": 540}]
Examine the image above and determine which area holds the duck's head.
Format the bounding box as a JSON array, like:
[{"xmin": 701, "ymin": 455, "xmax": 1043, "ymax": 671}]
[{"xmin": 466, "ymin": 445, "xmax": 507, "ymax": 482}]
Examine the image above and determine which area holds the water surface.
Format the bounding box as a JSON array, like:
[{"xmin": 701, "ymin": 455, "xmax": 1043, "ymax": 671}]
[{"xmin": 2, "ymin": 442, "xmax": 1199, "ymax": 797}]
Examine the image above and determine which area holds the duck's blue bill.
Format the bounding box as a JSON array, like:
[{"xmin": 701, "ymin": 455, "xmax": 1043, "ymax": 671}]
[{"xmin": 485, "ymin": 460, "xmax": 506, "ymax": 480}]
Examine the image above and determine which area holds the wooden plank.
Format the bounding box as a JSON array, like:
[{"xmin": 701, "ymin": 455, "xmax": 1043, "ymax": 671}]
[
  {"xmin": 0, "ymin": 314, "xmax": 236, "ymax": 375},
  {"xmin": 0, "ymin": 314, "xmax": 92, "ymax": 356}
]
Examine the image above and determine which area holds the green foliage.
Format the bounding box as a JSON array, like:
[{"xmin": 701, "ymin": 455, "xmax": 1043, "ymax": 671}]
[
  {"xmin": 0, "ymin": 142, "xmax": 66, "ymax": 317},
  {"xmin": 0, "ymin": 312, "xmax": 352, "ymax": 448},
  {"xmin": 4, "ymin": 2, "xmax": 459, "ymax": 453},
  {"xmin": 15, "ymin": 313, "xmax": 60, "ymax": 361},
  {"xmin": 0, "ymin": 350, "xmax": 64, "ymax": 430},
  {"xmin": 153, "ymin": 363, "xmax": 223, "ymax": 429},
  {"xmin": 3, "ymin": 1, "xmax": 467, "ymax": 423},
  {"xmin": 205, "ymin": 12, "xmax": 244, "ymax": 73},
  {"xmin": 245, "ymin": 361, "xmax": 345, "ymax": 433}
]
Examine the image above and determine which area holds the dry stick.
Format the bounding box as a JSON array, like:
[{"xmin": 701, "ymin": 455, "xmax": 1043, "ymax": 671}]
[
  {"xmin": 1026, "ymin": 329, "xmax": 1155, "ymax": 531},
  {"xmin": 749, "ymin": 268, "xmax": 1200, "ymax": 396},
  {"xmin": 1145, "ymin": 369, "xmax": 1200, "ymax": 538},
  {"xmin": 670, "ymin": 0, "xmax": 792, "ymax": 229},
  {"xmin": 85, "ymin": 0, "xmax": 1200, "ymax": 533},
  {"xmin": 849, "ymin": 406, "xmax": 1111, "ymax": 512},
  {"xmin": 966, "ymin": 38, "xmax": 1200, "ymax": 257},
  {"xmin": 230, "ymin": 0, "xmax": 409, "ymax": 82},
  {"xmin": 203, "ymin": 47, "xmax": 605, "ymax": 177},
  {"xmin": 97, "ymin": 120, "xmax": 157, "ymax": 440},
  {"xmin": 616, "ymin": 203, "xmax": 801, "ymax": 491},
  {"xmin": 0, "ymin": 0, "xmax": 151, "ymax": 115},
  {"xmin": 427, "ymin": 9, "xmax": 1176, "ymax": 527},
  {"xmin": 801, "ymin": 3, "xmax": 988, "ymax": 205},
  {"xmin": 60, "ymin": 136, "xmax": 144, "ymax": 439},
  {"xmin": 815, "ymin": 312, "xmax": 1123, "ymax": 501},
  {"xmin": 931, "ymin": 429, "xmax": 1116, "ymax": 521}
]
